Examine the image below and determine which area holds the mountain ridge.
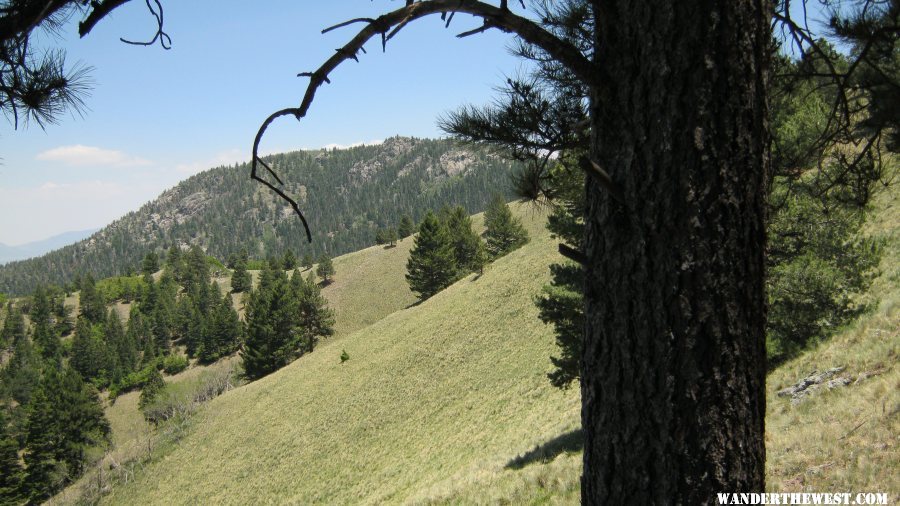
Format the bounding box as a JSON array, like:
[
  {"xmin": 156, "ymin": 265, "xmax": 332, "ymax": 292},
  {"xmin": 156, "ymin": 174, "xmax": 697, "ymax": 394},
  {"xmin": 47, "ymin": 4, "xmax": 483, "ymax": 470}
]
[
  {"xmin": 0, "ymin": 136, "xmax": 523, "ymax": 295},
  {"xmin": 0, "ymin": 228, "xmax": 99, "ymax": 265}
]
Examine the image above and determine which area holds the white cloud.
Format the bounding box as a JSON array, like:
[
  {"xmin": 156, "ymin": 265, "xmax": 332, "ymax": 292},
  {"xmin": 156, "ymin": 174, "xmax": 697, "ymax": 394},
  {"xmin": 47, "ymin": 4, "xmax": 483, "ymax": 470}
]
[{"xmin": 36, "ymin": 144, "xmax": 152, "ymax": 168}]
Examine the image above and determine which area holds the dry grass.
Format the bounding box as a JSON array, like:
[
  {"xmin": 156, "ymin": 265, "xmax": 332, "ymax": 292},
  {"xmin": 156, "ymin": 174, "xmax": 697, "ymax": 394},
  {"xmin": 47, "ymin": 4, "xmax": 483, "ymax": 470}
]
[{"xmin": 95, "ymin": 205, "xmax": 584, "ymax": 505}]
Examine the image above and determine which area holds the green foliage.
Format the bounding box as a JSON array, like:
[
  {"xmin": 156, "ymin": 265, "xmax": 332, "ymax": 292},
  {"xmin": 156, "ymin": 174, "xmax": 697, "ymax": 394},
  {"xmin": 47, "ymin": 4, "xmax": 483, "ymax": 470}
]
[
  {"xmin": 198, "ymin": 290, "xmax": 243, "ymax": 364},
  {"xmin": 139, "ymin": 367, "xmax": 166, "ymax": 412},
  {"xmin": 0, "ymin": 410, "xmax": 24, "ymax": 504},
  {"xmin": 292, "ymin": 271, "xmax": 335, "ymax": 354},
  {"xmin": 442, "ymin": 205, "xmax": 486, "ymax": 273},
  {"xmin": 78, "ymin": 274, "xmax": 107, "ymax": 324},
  {"xmin": 231, "ymin": 250, "xmax": 252, "ymax": 293},
  {"xmin": 398, "ymin": 214, "xmax": 415, "ymax": 240},
  {"xmin": 30, "ymin": 287, "xmax": 61, "ymax": 363},
  {"xmin": 71, "ymin": 317, "xmax": 109, "ymax": 385},
  {"xmin": 2, "ymin": 336, "xmax": 41, "ymax": 405},
  {"xmin": 242, "ymin": 264, "xmax": 297, "ymax": 380},
  {"xmin": 141, "ymin": 252, "xmax": 160, "ymax": 276},
  {"xmin": 483, "ymin": 195, "xmax": 529, "ymax": 258},
  {"xmin": 96, "ymin": 275, "xmax": 146, "ymax": 303},
  {"xmin": 340, "ymin": 349, "xmax": 350, "ymax": 364},
  {"xmin": 23, "ymin": 367, "xmax": 109, "ymax": 502},
  {"xmin": 0, "ymin": 138, "xmax": 523, "ymax": 296},
  {"xmin": 766, "ymin": 189, "xmax": 881, "ymax": 364},
  {"xmin": 316, "ymin": 254, "xmax": 335, "ymax": 284},
  {"xmin": 301, "ymin": 253, "xmax": 314, "ymax": 271},
  {"xmin": 162, "ymin": 354, "xmax": 189, "ymax": 375},
  {"xmin": 1, "ymin": 304, "xmax": 25, "ymax": 349},
  {"xmin": 282, "ymin": 250, "xmax": 298, "ymax": 270},
  {"xmin": 406, "ymin": 211, "xmax": 458, "ymax": 300}
]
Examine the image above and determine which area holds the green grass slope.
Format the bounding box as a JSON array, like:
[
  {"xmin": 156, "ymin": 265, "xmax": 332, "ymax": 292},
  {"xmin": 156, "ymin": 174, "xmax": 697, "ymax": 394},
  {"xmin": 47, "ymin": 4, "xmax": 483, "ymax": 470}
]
[{"xmin": 100, "ymin": 205, "xmax": 582, "ymax": 505}]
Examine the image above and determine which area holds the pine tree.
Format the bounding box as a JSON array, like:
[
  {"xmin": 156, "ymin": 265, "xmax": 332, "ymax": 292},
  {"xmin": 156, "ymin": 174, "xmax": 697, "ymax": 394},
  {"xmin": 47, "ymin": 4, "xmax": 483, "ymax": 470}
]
[
  {"xmin": 405, "ymin": 211, "xmax": 458, "ymax": 300},
  {"xmin": 23, "ymin": 367, "xmax": 109, "ymax": 502},
  {"xmin": 301, "ymin": 253, "xmax": 314, "ymax": 271},
  {"xmin": 483, "ymin": 195, "xmax": 529, "ymax": 258},
  {"xmin": 375, "ymin": 227, "xmax": 388, "ymax": 245},
  {"xmin": 282, "ymin": 249, "xmax": 298, "ymax": 270},
  {"xmin": 1, "ymin": 303, "xmax": 25, "ymax": 348},
  {"xmin": 0, "ymin": 410, "xmax": 23, "ymax": 504},
  {"xmin": 4, "ymin": 336, "xmax": 41, "ymax": 405},
  {"xmin": 138, "ymin": 367, "xmax": 165, "ymax": 411},
  {"xmin": 242, "ymin": 264, "xmax": 296, "ymax": 380},
  {"xmin": 292, "ymin": 270, "xmax": 335, "ymax": 354},
  {"xmin": 77, "ymin": 274, "xmax": 106, "ymax": 324},
  {"xmin": 398, "ymin": 214, "xmax": 415, "ymax": 240},
  {"xmin": 71, "ymin": 317, "xmax": 105, "ymax": 383},
  {"xmin": 386, "ymin": 227, "xmax": 398, "ymax": 247},
  {"xmin": 30, "ymin": 287, "xmax": 60, "ymax": 364},
  {"xmin": 316, "ymin": 254, "xmax": 335, "ymax": 284},
  {"xmin": 442, "ymin": 205, "xmax": 484, "ymax": 272},
  {"xmin": 104, "ymin": 309, "xmax": 131, "ymax": 382},
  {"xmin": 141, "ymin": 252, "xmax": 160, "ymax": 276},
  {"xmin": 231, "ymin": 249, "xmax": 252, "ymax": 293},
  {"xmin": 199, "ymin": 285, "xmax": 242, "ymax": 363}
]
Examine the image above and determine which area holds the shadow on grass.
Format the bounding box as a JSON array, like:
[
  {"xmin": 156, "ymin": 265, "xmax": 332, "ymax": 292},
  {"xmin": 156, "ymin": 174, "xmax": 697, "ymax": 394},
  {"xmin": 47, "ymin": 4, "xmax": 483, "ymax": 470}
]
[
  {"xmin": 505, "ymin": 428, "xmax": 583, "ymax": 470},
  {"xmin": 405, "ymin": 299, "xmax": 424, "ymax": 309}
]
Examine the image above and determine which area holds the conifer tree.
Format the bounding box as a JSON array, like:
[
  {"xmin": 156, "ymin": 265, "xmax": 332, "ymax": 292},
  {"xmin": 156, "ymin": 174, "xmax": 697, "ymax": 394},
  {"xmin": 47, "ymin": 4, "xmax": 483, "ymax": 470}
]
[
  {"xmin": 199, "ymin": 285, "xmax": 242, "ymax": 363},
  {"xmin": 375, "ymin": 227, "xmax": 388, "ymax": 245},
  {"xmin": 125, "ymin": 307, "xmax": 153, "ymax": 367},
  {"xmin": 242, "ymin": 263, "xmax": 296, "ymax": 380},
  {"xmin": 71, "ymin": 317, "xmax": 105, "ymax": 383},
  {"xmin": 301, "ymin": 253, "xmax": 314, "ymax": 271},
  {"xmin": 292, "ymin": 270, "xmax": 335, "ymax": 354},
  {"xmin": 30, "ymin": 287, "xmax": 61, "ymax": 364},
  {"xmin": 141, "ymin": 252, "xmax": 160, "ymax": 276},
  {"xmin": 4, "ymin": 336, "xmax": 41, "ymax": 405},
  {"xmin": 138, "ymin": 367, "xmax": 165, "ymax": 411},
  {"xmin": 103, "ymin": 309, "xmax": 131, "ymax": 382},
  {"xmin": 405, "ymin": 211, "xmax": 458, "ymax": 300},
  {"xmin": 386, "ymin": 227, "xmax": 398, "ymax": 247},
  {"xmin": 398, "ymin": 214, "xmax": 415, "ymax": 240},
  {"xmin": 483, "ymin": 195, "xmax": 529, "ymax": 258},
  {"xmin": 230, "ymin": 249, "xmax": 252, "ymax": 293},
  {"xmin": 443, "ymin": 205, "xmax": 484, "ymax": 272},
  {"xmin": 316, "ymin": 254, "xmax": 335, "ymax": 284},
  {"xmin": 0, "ymin": 410, "xmax": 23, "ymax": 504},
  {"xmin": 1, "ymin": 304, "xmax": 25, "ymax": 348},
  {"xmin": 282, "ymin": 249, "xmax": 298, "ymax": 270},
  {"xmin": 23, "ymin": 367, "xmax": 109, "ymax": 502},
  {"xmin": 77, "ymin": 274, "xmax": 106, "ymax": 324}
]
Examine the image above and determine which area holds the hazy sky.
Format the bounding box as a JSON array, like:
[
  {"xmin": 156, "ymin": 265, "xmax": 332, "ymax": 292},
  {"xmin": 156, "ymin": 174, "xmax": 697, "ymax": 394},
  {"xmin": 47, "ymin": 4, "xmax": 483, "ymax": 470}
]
[{"xmin": 0, "ymin": 2, "xmax": 526, "ymax": 245}]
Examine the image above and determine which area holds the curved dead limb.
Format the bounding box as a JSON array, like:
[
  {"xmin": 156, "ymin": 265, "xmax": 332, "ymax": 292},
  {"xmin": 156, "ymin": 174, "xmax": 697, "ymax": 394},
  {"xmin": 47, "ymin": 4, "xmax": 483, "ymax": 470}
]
[
  {"xmin": 120, "ymin": 0, "xmax": 171, "ymax": 49},
  {"xmin": 251, "ymin": 0, "xmax": 596, "ymax": 243}
]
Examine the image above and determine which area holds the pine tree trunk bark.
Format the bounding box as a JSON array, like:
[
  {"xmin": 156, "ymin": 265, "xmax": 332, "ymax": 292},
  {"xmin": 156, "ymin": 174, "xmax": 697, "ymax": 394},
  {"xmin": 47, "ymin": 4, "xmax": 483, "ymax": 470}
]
[{"xmin": 581, "ymin": 1, "xmax": 770, "ymax": 503}]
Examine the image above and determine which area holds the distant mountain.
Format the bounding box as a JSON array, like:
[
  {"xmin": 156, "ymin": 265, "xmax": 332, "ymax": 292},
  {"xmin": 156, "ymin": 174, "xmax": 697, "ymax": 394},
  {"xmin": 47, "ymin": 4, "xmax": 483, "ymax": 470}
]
[
  {"xmin": 0, "ymin": 137, "xmax": 524, "ymax": 295},
  {"xmin": 0, "ymin": 228, "xmax": 99, "ymax": 265}
]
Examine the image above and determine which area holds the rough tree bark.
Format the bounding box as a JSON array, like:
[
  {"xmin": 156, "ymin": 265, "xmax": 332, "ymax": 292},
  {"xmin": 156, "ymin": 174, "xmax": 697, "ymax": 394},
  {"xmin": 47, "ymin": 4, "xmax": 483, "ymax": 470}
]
[{"xmin": 581, "ymin": 1, "xmax": 770, "ymax": 503}]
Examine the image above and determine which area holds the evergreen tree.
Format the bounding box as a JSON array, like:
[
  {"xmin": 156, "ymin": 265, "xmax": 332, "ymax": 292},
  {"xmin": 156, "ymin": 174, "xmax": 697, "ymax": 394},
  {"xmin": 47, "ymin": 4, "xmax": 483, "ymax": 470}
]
[
  {"xmin": 482, "ymin": 195, "xmax": 529, "ymax": 258},
  {"xmin": 3, "ymin": 336, "xmax": 41, "ymax": 406},
  {"xmin": 242, "ymin": 264, "xmax": 296, "ymax": 380},
  {"xmin": 231, "ymin": 249, "xmax": 252, "ymax": 293},
  {"xmin": 316, "ymin": 254, "xmax": 335, "ymax": 284},
  {"xmin": 199, "ymin": 285, "xmax": 242, "ymax": 363},
  {"xmin": 405, "ymin": 211, "xmax": 458, "ymax": 300},
  {"xmin": 386, "ymin": 227, "xmax": 398, "ymax": 247},
  {"xmin": 30, "ymin": 287, "xmax": 60, "ymax": 364},
  {"xmin": 375, "ymin": 227, "xmax": 388, "ymax": 245},
  {"xmin": 301, "ymin": 253, "xmax": 314, "ymax": 271},
  {"xmin": 292, "ymin": 270, "xmax": 335, "ymax": 354},
  {"xmin": 141, "ymin": 251, "xmax": 160, "ymax": 276},
  {"xmin": 165, "ymin": 245, "xmax": 185, "ymax": 282},
  {"xmin": 138, "ymin": 367, "xmax": 165, "ymax": 411},
  {"xmin": 397, "ymin": 214, "xmax": 415, "ymax": 240},
  {"xmin": 442, "ymin": 205, "xmax": 484, "ymax": 272},
  {"xmin": 71, "ymin": 317, "xmax": 105, "ymax": 384},
  {"xmin": 23, "ymin": 367, "xmax": 109, "ymax": 502},
  {"xmin": 0, "ymin": 410, "xmax": 24, "ymax": 504},
  {"xmin": 282, "ymin": 250, "xmax": 298, "ymax": 270},
  {"xmin": 183, "ymin": 246, "xmax": 210, "ymax": 295},
  {"xmin": 77, "ymin": 274, "xmax": 106, "ymax": 324},
  {"xmin": 1, "ymin": 304, "xmax": 25, "ymax": 349},
  {"xmin": 103, "ymin": 309, "xmax": 130, "ymax": 382}
]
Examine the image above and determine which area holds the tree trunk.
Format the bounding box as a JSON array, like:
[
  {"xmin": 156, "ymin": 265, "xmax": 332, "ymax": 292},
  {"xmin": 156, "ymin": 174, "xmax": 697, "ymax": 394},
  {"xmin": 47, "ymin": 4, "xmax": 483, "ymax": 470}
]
[{"xmin": 581, "ymin": 1, "xmax": 770, "ymax": 504}]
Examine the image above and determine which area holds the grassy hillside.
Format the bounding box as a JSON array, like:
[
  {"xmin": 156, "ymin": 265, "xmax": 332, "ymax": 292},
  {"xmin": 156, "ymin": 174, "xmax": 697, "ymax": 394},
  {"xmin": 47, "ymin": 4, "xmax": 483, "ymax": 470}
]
[{"xmin": 85, "ymin": 205, "xmax": 583, "ymax": 505}]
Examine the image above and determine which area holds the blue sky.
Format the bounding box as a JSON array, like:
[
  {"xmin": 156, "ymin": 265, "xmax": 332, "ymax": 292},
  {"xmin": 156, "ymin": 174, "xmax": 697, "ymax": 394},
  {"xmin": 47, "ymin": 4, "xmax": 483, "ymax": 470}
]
[{"xmin": 0, "ymin": 1, "xmax": 527, "ymax": 245}]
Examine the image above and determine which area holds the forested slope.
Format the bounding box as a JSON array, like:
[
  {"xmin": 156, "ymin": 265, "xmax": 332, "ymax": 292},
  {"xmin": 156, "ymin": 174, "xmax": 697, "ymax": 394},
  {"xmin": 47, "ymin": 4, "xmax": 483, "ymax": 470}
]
[{"xmin": 0, "ymin": 137, "xmax": 521, "ymax": 295}]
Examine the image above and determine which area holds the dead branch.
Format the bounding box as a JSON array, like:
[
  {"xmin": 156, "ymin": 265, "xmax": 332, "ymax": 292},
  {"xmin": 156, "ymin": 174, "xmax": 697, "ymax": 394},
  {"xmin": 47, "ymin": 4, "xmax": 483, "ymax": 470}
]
[{"xmin": 251, "ymin": 0, "xmax": 596, "ymax": 242}]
